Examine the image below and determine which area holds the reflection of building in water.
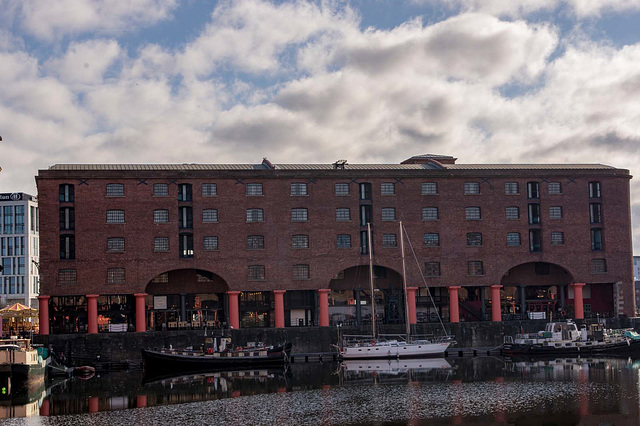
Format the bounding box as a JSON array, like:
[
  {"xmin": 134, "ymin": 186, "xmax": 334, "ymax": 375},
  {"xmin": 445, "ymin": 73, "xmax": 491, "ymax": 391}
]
[{"xmin": 0, "ymin": 381, "xmax": 45, "ymax": 419}]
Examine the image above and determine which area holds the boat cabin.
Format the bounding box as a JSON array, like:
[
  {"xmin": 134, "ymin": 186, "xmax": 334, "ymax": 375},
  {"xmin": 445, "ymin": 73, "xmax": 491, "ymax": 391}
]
[{"xmin": 543, "ymin": 321, "xmax": 581, "ymax": 341}]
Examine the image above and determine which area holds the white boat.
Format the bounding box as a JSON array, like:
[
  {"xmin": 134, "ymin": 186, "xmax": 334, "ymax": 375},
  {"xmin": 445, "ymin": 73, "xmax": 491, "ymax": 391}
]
[
  {"xmin": 338, "ymin": 222, "xmax": 454, "ymax": 359},
  {"xmin": 0, "ymin": 338, "xmax": 48, "ymax": 396}
]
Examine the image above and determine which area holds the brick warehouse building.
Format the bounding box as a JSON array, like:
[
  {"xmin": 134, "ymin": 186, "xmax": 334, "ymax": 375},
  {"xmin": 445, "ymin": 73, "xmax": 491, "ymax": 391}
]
[{"xmin": 34, "ymin": 154, "xmax": 634, "ymax": 335}]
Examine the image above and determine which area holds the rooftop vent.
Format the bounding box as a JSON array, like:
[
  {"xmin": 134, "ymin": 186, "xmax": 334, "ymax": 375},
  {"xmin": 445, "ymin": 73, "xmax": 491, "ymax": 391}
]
[
  {"xmin": 401, "ymin": 154, "xmax": 456, "ymax": 165},
  {"xmin": 333, "ymin": 159, "xmax": 348, "ymax": 170},
  {"xmin": 262, "ymin": 157, "xmax": 275, "ymax": 170}
]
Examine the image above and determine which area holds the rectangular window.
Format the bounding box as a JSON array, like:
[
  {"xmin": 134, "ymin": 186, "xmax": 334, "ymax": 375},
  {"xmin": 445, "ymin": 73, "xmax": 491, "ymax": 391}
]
[
  {"xmin": 154, "ymin": 209, "xmax": 169, "ymax": 223},
  {"xmin": 203, "ymin": 236, "xmax": 218, "ymax": 251},
  {"xmin": 468, "ymin": 261, "xmax": 484, "ymax": 276},
  {"xmin": 335, "ymin": 183, "xmax": 350, "ymax": 196},
  {"xmin": 107, "ymin": 268, "xmax": 126, "ymax": 284},
  {"xmin": 422, "ymin": 182, "xmax": 438, "ymax": 195},
  {"xmin": 507, "ymin": 232, "xmax": 521, "ymax": 246},
  {"xmin": 381, "ymin": 183, "xmax": 395, "ymax": 195},
  {"xmin": 179, "ymin": 207, "xmax": 193, "ymax": 228},
  {"xmin": 58, "ymin": 269, "xmax": 77, "ymax": 285},
  {"xmin": 30, "ymin": 206, "xmax": 35, "ymax": 232},
  {"xmin": 591, "ymin": 259, "xmax": 607, "ymax": 274},
  {"xmin": 291, "ymin": 183, "xmax": 308, "ymax": 196},
  {"xmin": 59, "ymin": 184, "xmax": 75, "ymax": 202},
  {"xmin": 381, "ymin": 208, "xmax": 396, "ymax": 221},
  {"xmin": 548, "ymin": 182, "xmax": 562, "ymax": 194},
  {"xmin": 591, "ymin": 228, "xmax": 603, "ymax": 251},
  {"xmin": 528, "ymin": 203, "xmax": 541, "ymax": 224},
  {"xmin": 505, "ymin": 182, "xmax": 519, "ymax": 195},
  {"xmin": 424, "ymin": 262, "xmax": 441, "ymax": 277},
  {"xmin": 590, "ymin": 203, "xmax": 602, "ymax": 224},
  {"xmin": 248, "ymin": 265, "xmax": 265, "ymax": 281},
  {"xmin": 107, "ymin": 237, "xmax": 125, "ymax": 253},
  {"xmin": 202, "ymin": 183, "xmax": 217, "ymax": 197},
  {"xmin": 527, "ymin": 182, "xmax": 540, "ymax": 199},
  {"xmin": 246, "ymin": 208, "xmax": 264, "ymax": 222},
  {"xmin": 292, "ymin": 234, "xmax": 309, "ymax": 249},
  {"xmin": 464, "ymin": 182, "xmax": 480, "ymax": 195},
  {"xmin": 60, "ymin": 235, "xmax": 75, "ymax": 259},
  {"xmin": 359, "ymin": 183, "xmax": 372, "ymax": 200},
  {"xmin": 505, "ymin": 207, "xmax": 519, "ymax": 220},
  {"xmin": 293, "ymin": 264, "xmax": 310, "ymax": 280},
  {"xmin": 247, "ymin": 235, "xmax": 265, "ymax": 250},
  {"xmin": 422, "ymin": 207, "xmax": 439, "ymax": 221},
  {"xmin": 467, "ymin": 232, "xmax": 482, "ymax": 246},
  {"xmin": 152, "ymin": 273, "xmax": 169, "ymax": 283},
  {"xmin": 203, "ymin": 209, "xmax": 218, "ymax": 223},
  {"xmin": 423, "ymin": 233, "xmax": 439, "ymax": 247},
  {"xmin": 529, "ymin": 229, "xmax": 542, "ymax": 252},
  {"xmin": 589, "ymin": 181, "xmax": 601, "ymax": 198},
  {"xmin": 59, "ymin": 208, "xmax": 75, "ymax": 230},
  {"xmin": 549, "ymin": 206, "xmax": 563, "ymax": 219},
  {"xmin": 336, "ymin": 208, "xmax": 350, "ymax": 221},
  {"xmin": 179, "ymin": 233, "xmax": 194, "ymax": 258},
  {"xmin": 178, "ymin": 184, "xmax": 192, "ymax": 201},
  {"xmin": 359, "ymin": 205, "xmax": 372, "ymax": 226},
  {"xmin": 382, "ymin": 234, "xmax": 397, "ymax": 248},
  {"xmin": 360, "ymin": 231, "xmax": 369, "ymax": 255},
  {"xmin": 106, "ymin": 209, "xmax": 125, "ymax": 224},
  {"xmin": 154, "ymin": 237, "xmax": 169, "ymax": 252},
  {"xmin": 3, "ymin": 206, "xmax": 13, "ymax": 234},
  {"xmin": 106, "ymin": 183, "xmax": 124, "ymax": 197},
  {"xmin": 337, "ymin": 234, "xmax": 351, "ymax": 248},
  {"xmin": 550, "ymin": 232, "xmax": 564, "ymax": 246},
  {"xmin": 154, "ymin": 183, "xmax": 169, "ymax": 197},
  {"xmin": 465, "ymin": 207, "xmax": 481, "ymax": 220},
  {"xmin": 246, "ymin": 183, "xmax": 263, "ymax": 196},
  {"xmin": 14, "ymin": 206, "xmax": 24, "ymax": 233},
  {"xmin": 291, "ymin": 208, "xmax": 308, "ymax": 222}
]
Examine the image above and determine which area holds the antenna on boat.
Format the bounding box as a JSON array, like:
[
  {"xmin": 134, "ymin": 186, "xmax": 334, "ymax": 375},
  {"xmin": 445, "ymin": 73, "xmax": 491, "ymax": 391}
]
[
  {"xmin": 401, "ymin": 225, "xmax": 450, "ymax": 338},
  {"xmin": 367, "ymin": 222, "xmax": 376, "ymax": 338},
  {"xmin": 400, "ymin": 221, "xmax": 411, "ymax": 341}
]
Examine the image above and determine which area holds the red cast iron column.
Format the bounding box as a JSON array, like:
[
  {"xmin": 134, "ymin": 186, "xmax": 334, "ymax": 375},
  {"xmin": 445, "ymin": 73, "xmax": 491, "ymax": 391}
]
[
  {"xmin": 274, "ymin": 290, "xmax": 286, "ymax": 328},
  {"xmin": 318, "ymin": 289, "xmax": 330, "ymax": 327},
  {"xmin": 227, "ymin": 291, "xmax": 241, "ymax": 329},
  {"xmin": 38, "ymin": 295, "xmax": 50, "ymax": 335},
  {"xmin": 407, "ymin": 287, "xmax": 418, "ymax": 324},
  {"xmin": 571, "ymin": 283, "xmax": 586, "ymax": 320},
  {"xmin": 448, "ymin": 286, "xmax": 461, "ymax": 323},
  {"xmin": 491, "ymin": 285, "xmax": 503, "ymax": 322},
  {"xmin": 134, "ymin": 293, "xmax": 147, "ymax": 332},
  {"xmin": 87, "ymin": 294, "xmax": 99, "ymax": 334}
]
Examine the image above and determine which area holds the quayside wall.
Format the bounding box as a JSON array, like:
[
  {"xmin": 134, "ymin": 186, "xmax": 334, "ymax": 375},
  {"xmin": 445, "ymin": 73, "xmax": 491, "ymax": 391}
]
[{"xmin": 34, "ymin": 317, "xmax": 640, "ymax": 365}]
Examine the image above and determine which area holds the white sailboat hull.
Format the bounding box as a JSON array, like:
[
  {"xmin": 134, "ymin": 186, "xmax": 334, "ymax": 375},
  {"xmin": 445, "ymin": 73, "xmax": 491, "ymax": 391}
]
[{"xmin": 340, "ymin": 341, "xmax": 451, "ymax": 359}]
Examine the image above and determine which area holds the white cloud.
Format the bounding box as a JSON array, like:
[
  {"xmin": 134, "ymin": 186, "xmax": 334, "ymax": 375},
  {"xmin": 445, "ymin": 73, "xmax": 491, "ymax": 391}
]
[
  {"xmin": 1, "ymin": 0, "xmax": 178, "ymax": 41},
  {"xmin": 46, "ymin": 39, "xmax": 122, "ymax": 86}
]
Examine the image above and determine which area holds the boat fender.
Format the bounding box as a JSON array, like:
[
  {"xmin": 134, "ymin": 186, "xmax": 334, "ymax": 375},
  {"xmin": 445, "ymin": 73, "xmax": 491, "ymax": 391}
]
[{"xmin": 370, "ymin": 340, "xmax": 376, "ymax": 346}]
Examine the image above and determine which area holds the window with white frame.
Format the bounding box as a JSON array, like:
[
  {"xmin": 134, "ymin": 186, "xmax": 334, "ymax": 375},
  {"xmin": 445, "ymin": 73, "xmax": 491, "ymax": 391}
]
[
  {"xmin": 550, "ymin": 232, "xmax": 564, "ymax": 245},
  {"xmin": 590, "ymin": 259, "xmax": 606, "ymax": 274},
  {"xmin": 549, "ymin": 206, "xmax": 563, "ymax": 219},
  {"xmin": 153, "ymin": 183, "xmax": 169, "ymax": 197},
  {"xmin": 507, "ymin": 232, "xmax": 521, "ymax": 246},
  {"xmin": 382, "ymin": 234, "xmax": 397, "ymax": 247},
  {"xmin": 381, "ymin": 208, "xmax": 396, "ymax": 221},
  {"xmin": 422, "ymin": 182, "xmax": 438, "ymax": 195},
  {"xmin": 465, "ymin": 207, "xmax": 481, "ymax": 220},
  {"xmin": 246, "ymin": 208, "xmax": 264, "ymax": 222},
  {"xmin": 292, "ymin": 234, "xmax": 309, "ymax": 249},
  {"xmin": 246, "ymin": 183, "xmax": 263, "ymax": 196},
  {"xmin": 154, "ymin": 209, "xmax": 169, "ymax": 223},
  {"xmin": 466, "ymin": 232, "xmax": 482, "ymax": 246},
  {"xmin": 58, "ymin": 269, "xmax": 77, "ymax": 285},
  {"xmin": 464, "ymin": 182, "xmax": 480, "ymax": 195},
  {"xmin": 203, "ymin": 236, "xmax": 218, "ymax": 251},
  {"xmin": 248, "ymin": 265, "xmax": 265, "ymax": 281},
  {"xmin": 107, "ymin": 268, "xmax": 126, "ymax": 284},
  {"xmin": 202, "ymin": 183, "xmax": 217, "ymax": 196},
  {"xmin": 505, "ymin": 182, "xmax": 519, "ymax": 195},
  {"xmin": 468, "ymin": 261, "xmax": 484, "ymax": 276},
  {"xmin": 424, "ymin": 262, "xmax": 441, "ymax": 277},
  {"xmin": 422, "ymin": 207, "xmax": 438, "ymax": 221},
  {"xmin": 337, "ymin": 234, "xmax": 351, "ymax": 248},
  {"xmin": 293, "ymin": 264, "xmax": 310, "ymax": 280},
  {"xmin": 335, "ymin": 183, "xmax": 350, "ymax": 196},
  {"xmin": 548, "ymin": 182, "xmax": 562, "ymax": 194},
  {"xmin": 107, "ymin": 237, "xmax": 125, "ymax": 253},
  {"xmin": 291, "ymin": 208, "xmax": 308, "ymax": 222},
  {"xmin": 203, "ymin": 209, "xmax": 218, "ymax": 223},
  {"xmin": 423, "ymin": 233, "xmax": 439, "ymax": 247},
  {"xmin": 291, "ymin": 183, "xmax": 308, "ymax": 196},
  {"xmin": 336, "ymin": 208, "xmax": 350, "ymax": 221},
  {"xmin": 106, "ymin": 183, "xmax": 124, "ymax": 197},
  {"xmin": 106, "ymin": 209, "xmax": 125, "ymax": 223},
  {"xmin": 154, "ymin": 237, "xmax": 169, "ymax": 252},
  {"xmin": 246, "ymin": 235, "xmax": 264, "ymax": 250},
  {"xmin": 505, "ymin": 206, "xmax": 519, "ymax": 220},
  {"xmin": 381, "ymin": 183, "xmax": 395, "ymax": 195}
]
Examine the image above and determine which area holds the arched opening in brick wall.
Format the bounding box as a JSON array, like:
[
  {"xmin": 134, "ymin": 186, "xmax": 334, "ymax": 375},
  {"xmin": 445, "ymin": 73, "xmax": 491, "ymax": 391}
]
[
  {"xmin": 327, "ymin": 264, "xmax": 411, "ymax": 326},
  {"xmin": 144, "ymin": 269, "xmax": 229, "ymax": 330}
]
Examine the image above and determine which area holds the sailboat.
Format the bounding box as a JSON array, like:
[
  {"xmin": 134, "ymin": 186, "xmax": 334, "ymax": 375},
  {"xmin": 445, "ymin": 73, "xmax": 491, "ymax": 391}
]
[{"xmin": 337, "ymin": 222, "xmax": 454, "ymax": 359}]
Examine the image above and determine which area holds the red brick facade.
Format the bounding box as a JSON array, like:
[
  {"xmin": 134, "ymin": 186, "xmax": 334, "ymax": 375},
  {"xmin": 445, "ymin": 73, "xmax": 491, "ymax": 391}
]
[{"xmin": 35, "ymin": 155, "xmax": 635, "ymax": 330}]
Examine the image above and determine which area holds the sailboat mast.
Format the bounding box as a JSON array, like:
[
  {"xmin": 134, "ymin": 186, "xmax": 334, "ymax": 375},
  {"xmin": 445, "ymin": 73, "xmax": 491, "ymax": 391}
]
[
  {"xmin": 367, "ymin": 222, "xmax": 376, "ymax": 337},
  {"xmin": 400, "ymin": 221, "xmax": 410, "ymax": 340}
]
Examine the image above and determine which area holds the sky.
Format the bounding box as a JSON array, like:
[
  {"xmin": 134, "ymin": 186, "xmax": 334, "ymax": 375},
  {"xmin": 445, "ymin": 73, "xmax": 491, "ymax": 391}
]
[{"xmin": 0, "ymin": 0, "xmax": 639, "ymax": 253}]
